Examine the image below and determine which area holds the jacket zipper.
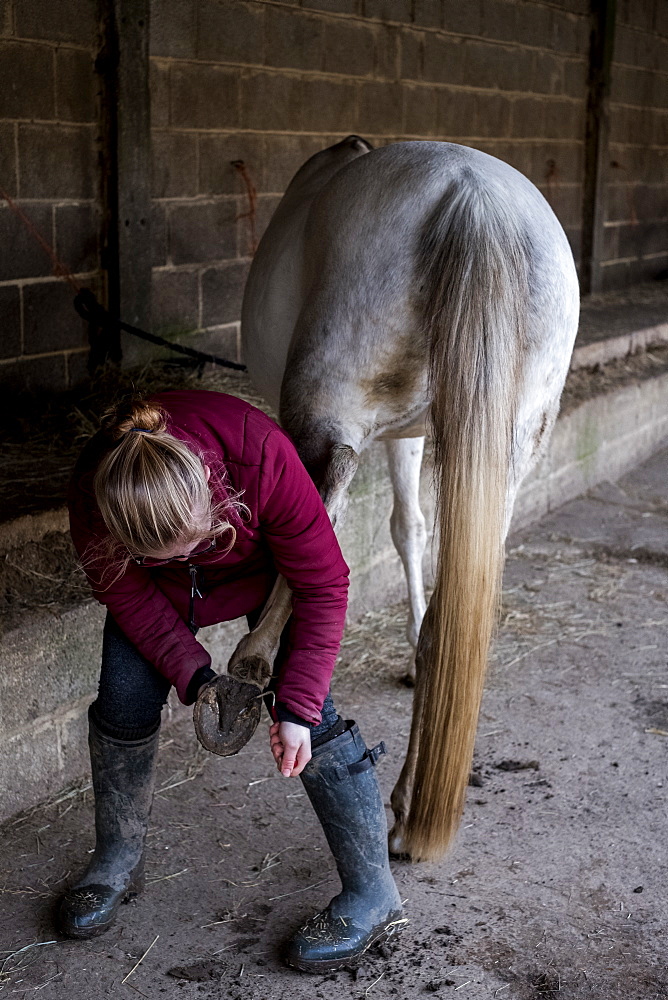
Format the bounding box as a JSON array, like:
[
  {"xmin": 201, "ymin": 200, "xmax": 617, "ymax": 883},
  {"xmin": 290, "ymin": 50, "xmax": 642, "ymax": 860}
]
[{"xmin": 188, "ymin": 564, "xmax": 203, "ymax": 633}]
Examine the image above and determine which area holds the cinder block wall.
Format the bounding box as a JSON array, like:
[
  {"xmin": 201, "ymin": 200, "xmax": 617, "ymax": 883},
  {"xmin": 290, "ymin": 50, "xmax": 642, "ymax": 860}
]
[
  {"xmin": 605, "ymin": 0, "xmax": 668, "ymax": 288},
  {"xmin": 151, "ymin": 0, "xmax": 590, "ymax": 365},
  {"xmin": 1, "ymin": 0, "xmax": 667, "ymax": 393},
  {"xmin": 0, "ymin": 0, "xmax": 102, "ymax": 393}
]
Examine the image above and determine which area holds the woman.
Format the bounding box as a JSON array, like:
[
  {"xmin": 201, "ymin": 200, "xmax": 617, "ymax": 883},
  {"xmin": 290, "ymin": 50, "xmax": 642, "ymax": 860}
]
[{"xmin": 61, "ymin": 389, "xmax": 402, "ymax": 971}]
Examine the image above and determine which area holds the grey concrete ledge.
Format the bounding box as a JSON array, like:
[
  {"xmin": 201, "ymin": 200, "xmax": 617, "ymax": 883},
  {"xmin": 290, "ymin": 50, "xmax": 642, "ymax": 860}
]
[{"xmin": 570, "ymin": 322, "xmax": 668, "ymax": 370}]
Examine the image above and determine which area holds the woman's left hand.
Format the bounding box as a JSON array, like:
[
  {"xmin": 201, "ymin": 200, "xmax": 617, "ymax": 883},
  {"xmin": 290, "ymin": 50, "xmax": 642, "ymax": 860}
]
[{"xmin": 269, "ymin": 721, "xmax": 311, "ymax": 777}]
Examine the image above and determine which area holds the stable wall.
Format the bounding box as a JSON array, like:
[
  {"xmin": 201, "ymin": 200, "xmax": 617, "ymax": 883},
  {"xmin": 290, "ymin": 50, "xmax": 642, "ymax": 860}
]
[{"xmin": 4, "ymin": 0, "xmax": 666, "ymax": 395}]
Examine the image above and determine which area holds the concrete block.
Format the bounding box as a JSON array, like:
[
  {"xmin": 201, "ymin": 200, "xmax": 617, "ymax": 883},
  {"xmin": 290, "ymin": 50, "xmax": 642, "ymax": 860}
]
[
  {"xmin": 0, "ymin": 722, "xmax": 64, "ymax": 820},
  {"xmin": 464, "ymin": 40, "xmax": 532, "ymax": 92},
  {"xmin": 474, "ymin": 93, "xmax": 511, "ymax": 138},
  {"xmin": 562, "ymin": 57, "xmax": 588, "ymax": 100},
  {"xmin": 0, "ymin": 354, "xmax": 68, "ymax": 391},
  {"xmin": 54, "ymin": 203, "xmax": 100, "ymax": 275},
  {"xmin": 303, "ymin": 0, "xmax": 359, "ymax": 12},
  {"xmin": 553, "ymin": 14, "xmax": 589, "ymax": 58},
  {"xmin": 0, "ymin": 41, "xmax": 55, "ymax": 119},
  {"xmin": 513, "ymin": 3, "xmax": 552, "ymax": 49},
  {"xmin": 399, "ymin": 28, "xmax": 423, "ymax": 81},
  {"xmin": 375, "ymin": 23, "xmax": 400, "ymax": 80},
  {"xmin": 169, "ymin": 199, "xmax": 238, "ymax": 265},
  {"xmin": 264, "ymin": 6, "xmax": 324, "ymax": 72},
  {"xmin": 530, "ymin": 141, "xmax": 583, "ymax": 184},
  {"xmin": 436, "ymin": 87, "xmax": 477, "ymax": 138},
  {"xmin": 150, "ymin": 60, "xmax": 170, "ymax": 129},
  {"xmin": 15, "ymin": 0, "xmax": 98, "ymax": 45},
  {"xmin": 57, "ymin": 701, "xmax": 93, "ymax": 787},
  {"xmin": 18, "ymin": 124, "xmax": 96, "ymax": 199},
  {"xmin": 0, "ymin": 285, "xmax": 21, "ymax": 359},
  {"xmin": 442, "ymin": 0, "xmax": 483, "ymax": 37},
  {"xmin": 22, "ymin": 281, "xmax": 88, "ymax": 355},
  {"xmin": 151, "ymin": 0, "xmax": 196, "ymax": 58},
  {"xmin": 363, "ymin": 0, "xmax": 412, "ymax": 22},
  {"xmin": 152, "ymin": 268, "xmax": 199, "ymax": 333},
  {"xmin": 511, "ymin": 97, "xmax": 582, "ymax": 140},
  {"xmin": 357, "ymin": 80, "xmax": 402, "ymax": 134},
  {"xmin": 617, "ymin": 0, "xmax": 655, "ymax": 32},
  {"xmin": 402, "ymin": 84, "xmax": 438, "ymax": 136},
  {"xmin": 197, "ymin": 0, "xmax": 264, "ymax": 64},
  {"xmin": 152, "ymin": 132, "xmax": 198, "ymax": 199},
  {"xmin": 190, "ymin": 323, "xmax": 240, "ymax": 364},
  {"xmin": 201, "ymin": 261, "xmax": 249, "ymax": 327},
  {"xmin": 0, "ymin": 601, "xmax": 102, "ymax": 735},
  {"xmin": 152, "ymin": 202, "xmax": 168, "ymax": 267},
  {"xmin": 656, "ymin": 0, "xmax": 668, "ymax": 37},
  {"xmin": 529, "ymin": 50, "xmax": 565, "ymax": 96},
  {"xmin": 413, "ymin": 0, "xmax": 441, "ymax": 29},
  {"xmin": 56, "ymin": 47, "xmax": 96, "ymax": 123},
  {"xmin": 480, "ymin": 0, "xmax": 518, "ymax": 43},
  {"xmin": 0, "ymin": 203, "xmax": 53, "ymax": 280},
  {"xmin": 0, "ymin": 122, "xmax": 16, "ymax": 198},
  {"xmin": 323, "ymin": 17, "xmax": 375, "ymax": 77},
  {"xmin": 423, "ymin": 33, "xmax": 464, "ymax": 85},
  {"xmin": 199, "ymin": 133, "xmax": 265, "ymax": 196},
  {"xmin": 241, "ymin": 70, "xmax": 302, "ymax": 131},
  {"xmin": 0, "ymin": 0, "xmax": 12, "ymax": 35},
  {"xmin": 171, "ymin": 64, "xmax": 240, "ymax": 130},
  {"xmin": 301, "ymin": 78, "xmax": 358, "ymax": 133}
]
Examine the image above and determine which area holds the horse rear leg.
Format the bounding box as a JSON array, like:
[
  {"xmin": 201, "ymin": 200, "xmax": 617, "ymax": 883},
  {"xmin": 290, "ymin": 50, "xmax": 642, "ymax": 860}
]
[
  {"xmin": 388, "ymin": 602, "xmax": 433, "ymax": 856},
  {"xmin": 385, "ymin": 436, "xmax": 427, "ymax": 684}
]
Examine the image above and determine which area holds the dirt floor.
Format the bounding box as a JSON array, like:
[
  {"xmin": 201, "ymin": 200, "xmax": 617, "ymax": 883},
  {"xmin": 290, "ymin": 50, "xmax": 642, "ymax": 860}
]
[{"xmin": 1, "ymin": 448, "xmax": 667, "ymax": 999}]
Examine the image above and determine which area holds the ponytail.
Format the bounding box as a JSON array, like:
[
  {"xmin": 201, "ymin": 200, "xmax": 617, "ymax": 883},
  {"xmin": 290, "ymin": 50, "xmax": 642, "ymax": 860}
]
[{"xmin": 93, "ymin": 397, "xmax": 244, "ymax": 561}]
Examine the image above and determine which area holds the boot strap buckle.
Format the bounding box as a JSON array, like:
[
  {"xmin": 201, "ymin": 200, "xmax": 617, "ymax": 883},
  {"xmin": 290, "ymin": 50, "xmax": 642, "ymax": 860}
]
[{"xmin": 335, "ymin": 742, "xmax": 386, "ymax": 781}]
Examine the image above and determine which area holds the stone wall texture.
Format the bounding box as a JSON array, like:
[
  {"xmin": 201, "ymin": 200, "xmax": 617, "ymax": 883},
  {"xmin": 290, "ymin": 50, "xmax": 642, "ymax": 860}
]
[{"xmin": 0, "ymin": 0, "xmax": 666, "ymax": 391}]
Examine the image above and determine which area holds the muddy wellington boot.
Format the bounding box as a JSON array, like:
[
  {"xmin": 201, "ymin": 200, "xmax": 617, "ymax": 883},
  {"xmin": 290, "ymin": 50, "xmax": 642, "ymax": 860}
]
[
  {"xmin": 284, "ymin": 722, "xmax": 406, "ymax": 973},
  {"xmin": 58, "ymin": 709, "xmax": 159, "ymax": 939}
]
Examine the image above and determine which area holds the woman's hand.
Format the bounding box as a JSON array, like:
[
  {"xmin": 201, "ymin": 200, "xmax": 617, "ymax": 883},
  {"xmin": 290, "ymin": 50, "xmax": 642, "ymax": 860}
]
[{"xmin": 269, "ymin": 721, "xmax": 311, "ymax": 777}]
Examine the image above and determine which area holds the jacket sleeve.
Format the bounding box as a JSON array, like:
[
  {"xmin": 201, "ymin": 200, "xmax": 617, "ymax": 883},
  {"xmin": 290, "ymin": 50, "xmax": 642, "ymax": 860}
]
[
  {"xmin": 68, "ymin": 477, "xmax": 212, "ymax": 706},
  {"xmin": 258, "ymin": 428, "xmax": 350, "ymax": 725}
]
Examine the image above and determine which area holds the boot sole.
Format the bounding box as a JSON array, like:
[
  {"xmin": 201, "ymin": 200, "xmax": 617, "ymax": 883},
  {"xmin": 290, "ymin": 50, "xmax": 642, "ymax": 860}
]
[{"xmin": 284, "ymin": 914, "xmax": 408, "ymax": 974}]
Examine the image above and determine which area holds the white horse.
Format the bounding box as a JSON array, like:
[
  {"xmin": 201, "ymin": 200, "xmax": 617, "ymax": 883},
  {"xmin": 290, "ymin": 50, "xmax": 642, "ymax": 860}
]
[{"xmin": 228, "ymin": 137, "xmax": 579, "ymax": 861}]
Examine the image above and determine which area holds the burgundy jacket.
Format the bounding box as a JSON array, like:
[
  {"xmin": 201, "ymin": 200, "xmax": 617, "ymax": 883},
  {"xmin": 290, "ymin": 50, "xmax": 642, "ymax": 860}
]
[{"xmin": 68, "ymin": 390, "xmax": 350, "ymax": 725}]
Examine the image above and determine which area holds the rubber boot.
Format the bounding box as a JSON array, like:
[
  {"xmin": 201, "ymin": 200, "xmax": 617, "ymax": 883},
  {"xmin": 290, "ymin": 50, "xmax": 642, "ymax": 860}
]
[
  {"xmin": 284, "ymin": 722, "xmax": 406, "ymax": 973},
  {"xmin": 58, "ymin": 709, "xmax": 159, "ymax": 939}
]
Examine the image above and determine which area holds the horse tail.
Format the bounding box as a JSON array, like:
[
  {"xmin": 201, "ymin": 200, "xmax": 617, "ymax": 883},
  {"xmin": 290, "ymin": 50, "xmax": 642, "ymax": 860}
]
[{"xmin": 403, "ymin": 169, "xmax": 530, "ymax": 861}]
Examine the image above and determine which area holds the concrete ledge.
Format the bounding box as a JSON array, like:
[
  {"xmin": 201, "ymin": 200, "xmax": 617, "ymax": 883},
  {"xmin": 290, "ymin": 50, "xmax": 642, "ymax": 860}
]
[
  {"xmin": 571, "ymin": 322, "xmax": 668, "ymax": 370},
  {"xmin": 2, "ymin": 365, "xmax": 668, "ymax": 824},
  {"xmin": 514, "ymin": 371, "xmax": 668, "ymax": 527}
]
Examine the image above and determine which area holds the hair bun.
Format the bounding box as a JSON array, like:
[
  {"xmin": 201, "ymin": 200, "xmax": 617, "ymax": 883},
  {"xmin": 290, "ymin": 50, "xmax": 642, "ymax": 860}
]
[{"xmin": 101, "ymin": 398, "xmax": 166, "ymax": 442}]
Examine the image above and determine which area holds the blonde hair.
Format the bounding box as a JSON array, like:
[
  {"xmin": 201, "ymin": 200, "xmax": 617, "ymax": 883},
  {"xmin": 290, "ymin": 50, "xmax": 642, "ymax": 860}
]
[{"xmin": 93, "ymin": 397, "xmax": 243, "ymax": 562}]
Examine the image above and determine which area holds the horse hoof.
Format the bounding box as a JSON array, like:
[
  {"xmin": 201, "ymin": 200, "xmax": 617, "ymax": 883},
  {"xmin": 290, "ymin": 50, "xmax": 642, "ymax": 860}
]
[
  {"xmin": 388, "ymin": 825, "xmax": 412, "ymax": 861},
  {"xmin": 193, "ymin": 674, "xmax": 263, "ymax": 756}
]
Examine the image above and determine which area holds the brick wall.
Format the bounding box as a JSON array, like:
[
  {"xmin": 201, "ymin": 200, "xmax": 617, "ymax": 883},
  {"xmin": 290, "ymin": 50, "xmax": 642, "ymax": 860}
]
[
  {"xmin": 2, "ymin": 0, "xmax": 666, "ymax": 394},
  {"xmin": 151, "ymin": 0, "xmax": 590, "ymax": 366},
  {"xmin": 604, "ymin": 0, "xmax": 668, "ymax": 289},
  {"xmin": 0, "ymin": 0, "xmax": 102, "ymax": 393}
]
